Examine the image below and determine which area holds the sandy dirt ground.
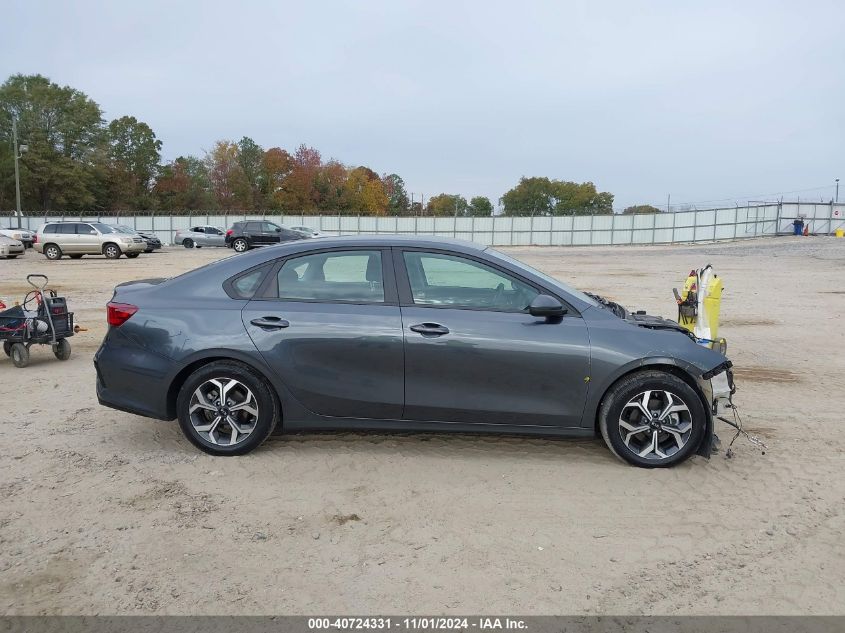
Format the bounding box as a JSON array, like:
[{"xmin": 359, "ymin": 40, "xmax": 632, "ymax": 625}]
[{"xmin": 0, "ymin": 236, "xmax": 843, "ymax": 615}]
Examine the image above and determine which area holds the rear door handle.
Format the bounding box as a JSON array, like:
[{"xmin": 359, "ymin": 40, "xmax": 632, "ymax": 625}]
[
  {"xmin": 410, "ymin": 322, "xmax": 449, "ymax": 336},
  {"xmin": 250, "ymin": 316, "xmax": 290, "ymax": 330}
]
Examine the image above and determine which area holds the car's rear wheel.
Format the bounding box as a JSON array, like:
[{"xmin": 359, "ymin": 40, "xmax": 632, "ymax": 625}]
[
  {"xmin": 598, "ymin": 370, "xmax": 705, "ymax": 468},
  {"xmin": 182, "ymin": 238, "xmax": 194, "ymax": 248},
  {"xmin": 232, "ymin": 238, "xmax": 249, "ymax": 253},
  {"xmin": 44, "ymin": 244, "xmax": 62, "ymax": 260},
  {"xmin": 176, "ymin": 361, "xmax": 279, "ymax": 456},
  {"xmin": 103, "ymin": 243, "xmax": 121, "ymax": 259}
]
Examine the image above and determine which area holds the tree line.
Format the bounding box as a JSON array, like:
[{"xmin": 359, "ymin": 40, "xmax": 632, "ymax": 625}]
[{"xmin": 1, "ymin": 74, "xmax": 626, "ymax": 216}]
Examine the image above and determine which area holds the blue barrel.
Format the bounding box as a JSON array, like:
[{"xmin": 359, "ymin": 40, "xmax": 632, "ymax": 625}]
[{"xmin": 793, "ymin": 220, "xmax": 804, "ymax": 235}]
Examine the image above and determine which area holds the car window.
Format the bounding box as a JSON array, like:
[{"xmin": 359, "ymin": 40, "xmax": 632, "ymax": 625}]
[
  {"xmin": 193, "ymin": 227, "xmax": 204, "ymax": 233},
  {"xmin": 276, "ymin": 250, "xmax": 384, "ymax": 303},
  {"xmin": 245, "ymin": 222, "xmax": 261, "ymax": 232},
  {"xmin": 228, "ymin": 264, "xmax": 272, "ymax": 299},
  {"xmin": 262, "ymin": 222, "xmax": 280, "ymax": 232},
  {"xmin": 43, "ymin": 224, "xmax": 57, "ymax": 234},
  {"xmin": 403, "ymin": 252, "xmax": 539, "ymax": 312}
]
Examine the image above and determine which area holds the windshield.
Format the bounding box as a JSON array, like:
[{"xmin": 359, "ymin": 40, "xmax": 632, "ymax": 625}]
[
  {"xmin": 114, "ymin": 225, "xmax": 136, "ymax": 234},
  {"xmin": 486, "ymin": 248, "xmax": 600, "ymax": 307}
]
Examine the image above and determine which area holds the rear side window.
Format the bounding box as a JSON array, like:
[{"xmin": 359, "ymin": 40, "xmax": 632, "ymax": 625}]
[
  {"xmin": 245, "ymin": 222, "xmax": 261, "ymax": 232},
  {"xmin": 275, "ymin": 250, "xmax": 384, "ymax": 303},
  {"xmin": 43, "ymin": 224, "xmax": 58, "ymax": 234},
  {"xmin": 225, "ymin": 264, "xmax": 273, "ymax": 300},
  {"xmin": 59, "ymin": 224, "xmax": 77, "ymax": 234}
]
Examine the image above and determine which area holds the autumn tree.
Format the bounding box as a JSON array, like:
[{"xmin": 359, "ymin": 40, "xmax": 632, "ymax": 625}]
[
  {"xmin": 426, "ymin": 193, "xmax": 468, "ymax": 216},
  {"xmin": 277, "ymin": 144, "xmax": 322, "ymax": 212},
  {"xmin": 344, "ymin": 166, "xmax": 388, "ymax": 215},
  {"xmin": 204, "ymin": 140, "xmax": 251, "ymax": 209},
  {"xmin": 315, "ymin": 160, "xmax": 348, "ymax": 211},
  {"xmin": 155, "ymin": 156, "xmax": 216, "ymax": 212},
  {"xmin": 261, "ymin": 147, "xmax": 293, "ymax": 209}
]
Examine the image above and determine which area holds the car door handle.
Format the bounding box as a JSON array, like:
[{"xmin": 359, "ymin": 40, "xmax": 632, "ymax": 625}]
[
  {"xmin": 410, "ymin": 322, "xmax": 449, "ymax": 336},
  {"xmin": 250, "ymin": 316, "xmax": 290, "ymax": 330}
]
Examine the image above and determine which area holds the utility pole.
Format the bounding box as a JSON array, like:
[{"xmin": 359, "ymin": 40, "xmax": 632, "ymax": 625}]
[
  {"xmin": 12, "ymin": 115, "xmax": 24, "ymax": 229},
  {"xmin": 667, "ymin": 193, "xmax": 671, "ymax": 214},
  {"xmin": 836, "ymin": 178, "xmax": 840, "ymax": 203}
]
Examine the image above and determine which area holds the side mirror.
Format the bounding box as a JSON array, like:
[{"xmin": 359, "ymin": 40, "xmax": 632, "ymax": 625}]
[
  {"xmin": 529, "ymin": 294, "xmax": 566, "ymax": 320},
  {"xmin": 275, "ymin": 227, "xmax": 282, "ymax": 232}
]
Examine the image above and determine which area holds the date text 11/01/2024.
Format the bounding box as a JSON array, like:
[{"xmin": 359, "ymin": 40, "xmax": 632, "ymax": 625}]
[{"xmin": 308, "ymin": 618, "xmax": 528, "ymax": 630}]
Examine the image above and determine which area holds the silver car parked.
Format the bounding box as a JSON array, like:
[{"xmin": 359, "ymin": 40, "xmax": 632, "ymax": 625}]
[
  {"xmin": 35, "ymin": 221, "xmax": 146, "ymax": 260},
  {"xmin": 174, "ymin": 226, "xmax": 227, "ymax": 248}
]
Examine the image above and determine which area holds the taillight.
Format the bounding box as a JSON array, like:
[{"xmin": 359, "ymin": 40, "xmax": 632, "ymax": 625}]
[
  {"xmin": 107, "ymin": 302, "xmax": 138, "ymax": 327},
  {"xmin": 226, "ymin": 229, "xmax": 233, "ymax": 237},
  {"xmin": 33, "ymin": 233, "xmax": 39, "ymax": 244}
]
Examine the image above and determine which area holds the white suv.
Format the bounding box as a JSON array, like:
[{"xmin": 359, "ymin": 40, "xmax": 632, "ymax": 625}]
[{"xmin": 35, "ymin": 222, "xmax": 146, "ymax": 260}]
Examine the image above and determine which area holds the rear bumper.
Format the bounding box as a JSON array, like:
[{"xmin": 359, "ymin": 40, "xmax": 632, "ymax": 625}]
[{"xmin": 94, "ymin": 330, "xmax": 175, "ymax": 420}]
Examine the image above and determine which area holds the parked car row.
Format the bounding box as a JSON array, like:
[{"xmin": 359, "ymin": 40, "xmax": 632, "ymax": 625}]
[
  {"xmin": 175, "ymin": 222, "xmax": 322, "ymax": 252},
  {"xmin": 2, "ymin": 221, "xmax": 324, "ymax": 262}
]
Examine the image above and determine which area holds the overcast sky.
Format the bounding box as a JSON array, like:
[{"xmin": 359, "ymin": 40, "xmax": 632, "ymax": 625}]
[{"xmin": 3, "ymin": 0, "xmax": 844, "ymax": 210}]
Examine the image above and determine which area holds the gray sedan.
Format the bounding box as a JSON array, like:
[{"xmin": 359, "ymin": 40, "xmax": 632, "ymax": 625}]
[
  {"xmin": 94, "ymin": 235, "xmax": 734, "ymax": 467},
  {"xmin": 174, "ymin": 226, "xmax": 226, "ymax": 248}
]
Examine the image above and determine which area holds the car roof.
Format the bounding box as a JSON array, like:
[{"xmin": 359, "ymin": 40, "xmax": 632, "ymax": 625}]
[{"xmin": 285, "ymin": 234, "xmax": 485, "ymax": 250}]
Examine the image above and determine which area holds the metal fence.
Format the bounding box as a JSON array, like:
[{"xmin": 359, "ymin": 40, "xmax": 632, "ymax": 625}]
[{"xmin": 9, "ymin": 202, "xmax": 845, "ymax": 247}]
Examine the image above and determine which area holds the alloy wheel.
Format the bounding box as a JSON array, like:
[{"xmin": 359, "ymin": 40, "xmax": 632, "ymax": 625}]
[
  {"xmin": 618, "ymin": 390, "xmax": 692, "ymax": 461},
  {"xmin": 233, "ymin": 239, "xmax": 247, "ymax": 252},
  {"xmin": 188, "ymin": 377, "xmax": 259, "ymax": 447}
]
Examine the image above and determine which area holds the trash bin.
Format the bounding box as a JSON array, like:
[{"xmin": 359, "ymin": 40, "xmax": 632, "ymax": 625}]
[{"xmin": 792, "ymin": 218, "xmax": 805, "ymax": 235}]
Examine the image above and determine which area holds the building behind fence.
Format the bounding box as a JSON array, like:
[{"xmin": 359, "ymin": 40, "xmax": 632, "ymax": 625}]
[{"xmin": 9, "ymin": 202, "xmax": 845, "ymax": 247}]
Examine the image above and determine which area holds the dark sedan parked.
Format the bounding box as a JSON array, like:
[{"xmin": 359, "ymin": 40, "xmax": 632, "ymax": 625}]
[
  {"xmin": 224, "ymin": 221, "xmax": 304, "ymax": 252},
  {"xmin": 95, "ymin": 236, "xmax": 734, "ymax": 467}
]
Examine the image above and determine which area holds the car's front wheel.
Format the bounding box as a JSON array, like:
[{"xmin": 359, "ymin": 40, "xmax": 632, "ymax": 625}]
[
  {"xmin": 176, "ymin": 361, "xmax": 279, "ymax": 456},
  {"xmin": 232, "ymin": 238, "xmax": 249, "ymax": 253},
  {"xmin": 598, "ymin": 370, "xmax": 706, "ymax": 468},
  {"xmin": 103, "ymin": 243, "xmax": 122, "ymax": 259}
]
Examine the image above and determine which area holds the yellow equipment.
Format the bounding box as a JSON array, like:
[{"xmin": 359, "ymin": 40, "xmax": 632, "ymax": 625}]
[
  {"xmin": 673, "ymin": 265, "xmax": 727, "ymax": 354},
  {"xmin": 836, "ymin": 228, "xmax": 844, "ymax": 238}
]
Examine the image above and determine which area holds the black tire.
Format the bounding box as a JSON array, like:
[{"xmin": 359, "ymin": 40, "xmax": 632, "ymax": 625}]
[
  {"xmin": 125, "ymin": 252, "xmax": 140, "ymax": 259},
  {"xmin": 103, "ymin": 243, "xmax": 122, "ymax": 259},
  {"xmin": 176, "ymin": 360, "xmax": 279, "ymax": 456},
  {"xmin": 54, "ymin": 338, "xmax": 71, "ymax": 361},
  {"xmin": 44, "ymin": 244, "xmax": 62, "ymax": 260},
  {"xmin": 8, "ymin": 255, "xmax": 17, "ymax": 259},
  {"xmin": 3, "ymin": 341, "xmax": 11, "ymax": 357},
  {"xmin": 232, "ymin": 238, "xmax": 249, "ymax": 253},
  {"xmin": 69, "ymin": 254, "xmax": 84, "ymax": 259},
  {"xmin": 10, "ymin": 343, "xmax": 30, "ymax": 368},
  {"xmin": 183, "ymin": 238, "xmax": 194, "ymax": 248},
  {"xmin": 598, "ymin": 370, "xmax": 706, "ymax": 468}
]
